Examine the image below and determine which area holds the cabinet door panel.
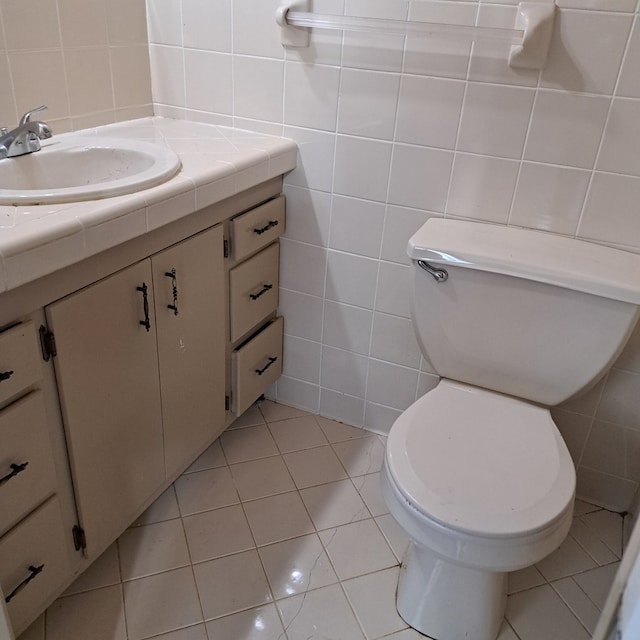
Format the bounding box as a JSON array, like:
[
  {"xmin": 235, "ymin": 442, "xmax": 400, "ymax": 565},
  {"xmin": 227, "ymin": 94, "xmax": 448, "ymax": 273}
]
[
  {"xmin": 152, "ymin": 226, "xmax": 226, "ymax": 478},
  {"xmin": 46, "ymin": 261, "xmax": 164, "ymax": 559}
]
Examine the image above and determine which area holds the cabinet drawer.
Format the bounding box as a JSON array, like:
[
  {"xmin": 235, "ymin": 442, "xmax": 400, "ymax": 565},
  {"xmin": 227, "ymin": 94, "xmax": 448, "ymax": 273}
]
[
  {"xmin": 0, "ymin": 496, "xmax": 70, "ymax": 635},
  {"xmin": 232, "ymin": 317, "xmax": 284, "ymax": 416},
  {"xmin": 0, "ymin": 322, "xmax": 41, "ymax": 407},
  {"xmin": 0, "ymin": 391, "xmax": 57, "ymax": 536},
  {"xmin": 229, "ymin": 243, "xmax": 280, "ymax": 343},
  {"xmin": 231, "ymin": 196, "xmax": 285, "ymax": 262}
]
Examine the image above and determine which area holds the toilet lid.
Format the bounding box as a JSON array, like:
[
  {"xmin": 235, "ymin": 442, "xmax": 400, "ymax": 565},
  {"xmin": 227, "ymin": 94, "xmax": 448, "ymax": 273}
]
[{"xmin": 386, "ymin": 380, "xmax": 576, "ymax": 538}]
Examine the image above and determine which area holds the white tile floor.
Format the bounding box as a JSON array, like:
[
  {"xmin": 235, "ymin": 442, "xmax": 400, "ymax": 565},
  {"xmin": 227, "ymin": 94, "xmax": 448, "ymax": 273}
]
[{"xmin": 19, "ymin": 401, "xmax": 625, "ymax": 640}]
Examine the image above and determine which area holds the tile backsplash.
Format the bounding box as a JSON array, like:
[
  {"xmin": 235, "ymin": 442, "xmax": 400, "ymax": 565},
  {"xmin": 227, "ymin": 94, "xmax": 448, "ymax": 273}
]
[{"xmin": 0, "ymin": 0, "xmax": 152, "ymax": 132}]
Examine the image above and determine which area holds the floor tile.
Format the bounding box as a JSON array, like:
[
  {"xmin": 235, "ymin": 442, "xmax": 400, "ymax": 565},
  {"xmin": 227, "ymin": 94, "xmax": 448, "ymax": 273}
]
[
  {"xmin": 375, "ymin": 514, "xmax": 410, "ymax": 563},
  {"xmin": 316, "ymin": 415, "xmax": 368, "ymax": 442},
  {"xmin": 343, "ymin": 567, "xmax": 408, "ymax": 639},
  {"xmin": 381, "ymin": 630, "xmax": 427, "ymax": 640},
  {"xmin": 277, "ymin": 583, "xmax": 366, "ymax": 640},
  {"xmin": 17, "ymin": 615, "xmax": 44, "ymax": 640},
  {"xmin": 63, "ymin": 543, "xmax": 121, "ymax": 596},
  {"xmin": 174, "ymin": 466, "xmax": 238, "ymax": 516},
  {"xmin": 506, "ymin": 584, "xmax": 590, "ymax": 640},
  {"xmin": 184, "ymin": 440, "xmax": 226, "ymax": 473},
  {"xmin": 536, "ymin": 534, "xmax": 598, "ymax": 581},
  {"xmin": 243, "ymin": 491, "xmax": 315, "ymax": 546},
  {"xmin": 123, "ymin": 567, "xmax": 203, "ymax": 640},
  {"xmin": 573, "ymin": 500, "xmax": 602, "ymax": 517},
  {"xmin": 283, "ymin": 445, "xmax": 348, "ymax": 488},
  {"xmin": 150, "ymin": 625, "xmax": 208, "ymax": 640},
  {"xmin": 131, "ymin": 485, "xmax": 180, "ymax": 527},
  {"xmin": 182, "ymin": 504, "xmax": 255, "ymax": 563},
  {"xmin": 220, "ymin": 425, "xmax": 279, "ymax": 464},
  {"xmin": 205, "ymin": 604, "xmax": 285, "ymax": 640},
  {"xmin": 570, "ymin": 518, "xmax": 619, "ymax": 565},
  {"xmin": 300, "ymin": 479, "xmax": 370, "ymax": 530},
  {"xmin": 352, "ymin": 472, "xmax": 389, "ymax": 517},
  {"xmin": 45, "ymin": 585, "xmax": 126, "ymax": 640},
  {"xmin": 552, "ymin": 577, "xmax": 601, "ymax": 634},
  {"xmin": 258, "ymin": 533, "xmax": 338, "ymax": 599},
  {"xmin": 332, "ymin": 436, "xmax": 385, "ymax": 477},
  {"xmin": 580, "ymin": 510, "xmax": 624, "ymax": 557},
  {"xmin": 319, "ymin": 519, "xmax": 397, "ymax": 580},
  {"xmin": 118, "ymin": 520, "xmax": 190, "ymax": 581},
  {"xmin": 268, "ymin": 415, "xmax": 329, "ymax": 452},
  {"xmin": 193, "ymin": 549, "xmax": 272, "ymax": 620},
  {"xmin": 228, "ymin": 404, "xmax": 266, "ymax": 429},
  {"xmin": 259, "ymin": 399, "xmax": 308, "ymax": 422},
  {"xmin": 496, "ymin": 621, "xmax": 520, "ymax": 640},
  {"xmin": 229, "ymin": 455, "xmax": 295, "ymax": 501},
  {"xmin": 508, "ymin": 565, "xmax": 546, "ymax": 594},
  {"xmin": 572, "ymin": 562, "xmax": 620, "ymax": 609}
]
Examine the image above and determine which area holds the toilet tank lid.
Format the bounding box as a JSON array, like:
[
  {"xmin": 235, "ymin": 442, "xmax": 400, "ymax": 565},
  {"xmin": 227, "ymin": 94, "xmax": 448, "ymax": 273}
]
[{"xmin": 408, "ymin": 219, "xmax": 640, "ymax": 305}]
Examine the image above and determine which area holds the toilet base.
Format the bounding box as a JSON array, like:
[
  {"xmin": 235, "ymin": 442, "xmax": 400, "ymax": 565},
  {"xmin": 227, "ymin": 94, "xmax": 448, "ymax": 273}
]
[{"xmin": 397, "ymin": 541, "xmax": 507, "ymax": 640}]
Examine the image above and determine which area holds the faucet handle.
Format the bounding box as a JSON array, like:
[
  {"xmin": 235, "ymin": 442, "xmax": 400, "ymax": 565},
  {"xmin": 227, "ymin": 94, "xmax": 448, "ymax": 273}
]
[
  {"xmin": 0, "ymin": 128, "xmax": 7, "ymax": 136},
  {"xmin": 19, "ymin": 105, "xmax": 48, "ymax": 126}
]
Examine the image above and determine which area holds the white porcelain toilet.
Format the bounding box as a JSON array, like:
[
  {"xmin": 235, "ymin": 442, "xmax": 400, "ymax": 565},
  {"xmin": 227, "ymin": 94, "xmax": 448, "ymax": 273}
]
[{"xmin": 381, "ymin": 218, "xmax": 640, "ymax": 640}]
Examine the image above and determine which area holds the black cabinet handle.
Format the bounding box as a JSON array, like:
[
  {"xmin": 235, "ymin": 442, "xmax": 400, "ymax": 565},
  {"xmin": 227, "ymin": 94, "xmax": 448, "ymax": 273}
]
[
  {"xmin": 165, "ymin": 269, "xmax": 179, "ymax": 316},
  {"xmin": 255, "ymin": 356, "xmax": 278, "ymax": 376},
  {"xmin": 5, "ymin": 564, "xmax": 44, "ymax": 604},
  {"xmin": 0, "ymin": 370, "xmax": 13, "ymax": 382},
  {"xmin": 0, "ymin": 462, "xmax": 28, "ymax": 486},
  {"xmin": 254, "ymin": 220, "xmax": 279, "ymax": 235},
  {"xmin": 137, "ymin": 283, "xmax": 151, "ymax": 332},
  {"xmin": 249, "ymin": 284, "xmax": 273, "ymax": 301}
]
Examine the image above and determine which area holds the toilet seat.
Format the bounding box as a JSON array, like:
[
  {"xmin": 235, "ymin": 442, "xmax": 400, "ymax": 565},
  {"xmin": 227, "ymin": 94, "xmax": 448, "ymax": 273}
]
[{"xmin": 385, "ymin": 379, "xmax": 575, "ymax": 540}]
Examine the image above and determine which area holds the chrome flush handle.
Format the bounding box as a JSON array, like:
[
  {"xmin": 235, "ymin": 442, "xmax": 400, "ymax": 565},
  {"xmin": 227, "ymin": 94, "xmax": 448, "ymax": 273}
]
[{"xmin": 417, "ymin": 260, "xmax": 448, "ymax": 283}]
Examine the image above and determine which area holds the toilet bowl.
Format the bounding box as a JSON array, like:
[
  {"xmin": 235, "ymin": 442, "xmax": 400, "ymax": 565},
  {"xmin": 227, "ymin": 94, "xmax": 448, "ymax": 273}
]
[{"xmin": 383, "ymin": 218, "xmax": 640, "ymax": 640}]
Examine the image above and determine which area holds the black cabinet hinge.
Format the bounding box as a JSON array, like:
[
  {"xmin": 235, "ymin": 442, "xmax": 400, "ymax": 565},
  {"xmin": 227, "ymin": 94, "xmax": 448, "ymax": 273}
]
[
  {"xmin": 223, "ymin": 238, "xmax": 229, "ymax": 258},
  {"xmin": 39, "ymin": 325, "xmax": 57, "ymax": 361},
  {"xmin": 72, "ymin": 525, "xmax": 86, "ymax": 551}
]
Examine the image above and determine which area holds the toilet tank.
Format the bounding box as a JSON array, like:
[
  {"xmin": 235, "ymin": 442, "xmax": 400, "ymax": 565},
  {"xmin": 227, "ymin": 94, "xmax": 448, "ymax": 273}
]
[{"xmin": 409, "ymin": 219, "xmax": 640, "ymax": 406}]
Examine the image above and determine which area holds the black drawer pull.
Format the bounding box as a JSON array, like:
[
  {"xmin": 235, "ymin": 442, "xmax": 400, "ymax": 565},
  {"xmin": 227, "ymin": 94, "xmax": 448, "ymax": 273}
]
[
  {"xmin": 137, "ymin": 283, "xmax": 151, "ymax": 332},
  {"xmin": 254, "ymin": 220, "xmax": 279, "ymax": 235},
  {"xmin": 165, "ymin": 269, "xmax": 179, "ymax": 316},
  {"xmin": 0, "ymin": 370, "xmax": 13, "ymax": 382},
  {"xmin": 5, "ymin": 564, "xmax": 44, "ymax": 604},
  {"xmin": 255, "ymin": 356, "xmax": 278, "ymax": 376},
  {"xmin": 250, "ymin": 284, "xmax": 273, "ymax": 301},
  {"xmin": 0, "ymin": 462, "xmax": 28, "ymax": 486}
]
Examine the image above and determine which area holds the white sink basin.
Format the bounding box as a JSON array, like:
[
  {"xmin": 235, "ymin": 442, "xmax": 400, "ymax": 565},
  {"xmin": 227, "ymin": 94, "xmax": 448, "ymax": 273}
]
[{"xmin": 0, "ymin": 137, "xmax": 182, "ymax": 205}]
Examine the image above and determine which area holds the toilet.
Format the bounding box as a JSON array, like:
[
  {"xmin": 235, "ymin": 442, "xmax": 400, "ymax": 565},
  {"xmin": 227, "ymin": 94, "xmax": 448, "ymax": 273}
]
[{"xmin": 381, "ymin": 218, "xmax": 640, "ymax": 640}]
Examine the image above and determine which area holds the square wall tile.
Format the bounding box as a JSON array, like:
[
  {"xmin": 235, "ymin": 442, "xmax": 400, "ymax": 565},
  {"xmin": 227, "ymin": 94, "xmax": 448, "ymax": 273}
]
[
  {"xmin": 581, "ymin": 420, "xmax": 627, "ymax": 477},
  {"xmin": 319, "ymin": 389, "xmax": 366, "ymax": 427},
  {"xmin": 233, "ymin": 0, "xmax": 284, "ymax": 59},
  {"xmin": 279, "ymin": 237, "xmax": 327, "ymax": 298},
  {"xmin": 370, "ymin": 312, "xmax": 421, "ymax": 369},
  {"xmin": 375, "ymin": 262, "xmax": 412, "ymax": 319},
  {"xmin": 283, "ymin": 185, "xmax": 331, "ymax": 247},
  {"xmin": 282, "ymin": 335, "xmax": 321, "ymax": 384},
  {"xmin": 106, "ymin": 0, "xmax": 149, "ymax": 46},
  {"xmin": 146, "ymin": 0, "xmax": 182, "ymax": 46},
  {"xmin": 283, "ymin": 126, "xmax": 336, "ymax": 192},
  {"xmin": 110, "ymin": 45, "xmax": 152, "ymax": 109},
  {"xmin": 2, "ymin": 0, "xmax": 61, "ymax": 50},
  {"xmin": 542, "ymin": 9, "xmax": 632, "ymax": 95},
  {"xmin": 396, "ymin": 75, "xmax": 465, "ymax": 149},
  {"xmin": 284, "ymin": 61, "xmax": 340, "ymax": 131},
  {"xmin": 329, "ymin": 195, "xmax": 386, "ymax": 258},
  {"xmin": 597, "ymin": 98, "xmax": 640, "ymax": 176},
  {"xmin": 364, "ymin": 402, "xmax": 403, "ymax": 435},
  {"xmin": 325, "ymin": 250, "xmax": 379, "ymax": 309},
  {"xmin": 596, "ymin": 368, "xmax": 640, "ymax": 429},
  {"xmin": 524, "ymin": 90, "xmax": 609, "ymax": 169},
  {"xmin": 278, "ymin": 289, "xmax": 324, "ymax": 342},
  {"xmin": 380, "ymin": 207, "xmax": 431, "ymax": 265},
  {"xmin": 457, "ymin": 83, "xmax": 535, "ymax": 159},
  {"xmin": 618, "ymin": 20, "xmax": 640, "ymax": 97},
  {"xmin": 234, "ymin": 56, "xmax": 284, "ymax": 123},
  {"xmin": 184, "ymin": 50, "xmax": 232, "ymax": 115},
  {"xmin": 447, "ymin": 154, "xmax": 519, "ymax": 224},
  {"xmin": 149, "ymin": 45, "xmax": 185, "ymax": 107},
  {"xmin": 182, "ymin": 0, "xmax": 231, "ymax": 51},
  {"xmin": 509, "ymin": 162, "xmax": 590, "ymax": 235},
  {"xmin": 323, "ymin": 300, "xmax": 373, "ymax": 355},
  {"xmin": 321, "ymin": 345, "xmax": 369, "ymax": 398},
  {"xmin": 338, "ymin": 68, "xmax": 400, "ymax": 140},
  {"xmin": 388, "ymin": 144, "xmax": 453, "ymax": 211},
  {"xmin": 333, "ymin": 135, "xmax": 393, "ymax": 202},
  {"xmin": 367, "ymin": 359, "xmax": 419, "ymax": 411},
  {"xmin": 58, "ymin": 0, "xmax": 108, "ymax": 47}
]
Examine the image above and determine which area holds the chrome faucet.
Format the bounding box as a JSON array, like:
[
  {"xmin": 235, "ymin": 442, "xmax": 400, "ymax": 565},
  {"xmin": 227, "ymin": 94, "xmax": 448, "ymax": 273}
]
[{"xmin": 0, "ymin": 105, "xmax": 53, "ymax": 160}]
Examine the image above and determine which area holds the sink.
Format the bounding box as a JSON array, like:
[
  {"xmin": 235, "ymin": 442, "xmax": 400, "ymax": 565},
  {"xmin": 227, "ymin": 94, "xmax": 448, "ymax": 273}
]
[{"xmin": 0, "ymin": 137, "xmax": 182, "ymax": 205}]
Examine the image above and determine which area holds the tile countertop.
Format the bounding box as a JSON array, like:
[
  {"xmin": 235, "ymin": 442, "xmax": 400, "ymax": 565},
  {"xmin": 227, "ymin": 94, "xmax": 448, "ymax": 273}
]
[{"xmin": 0, "ymin": 117, "xmax": 298, "ymax": 293}]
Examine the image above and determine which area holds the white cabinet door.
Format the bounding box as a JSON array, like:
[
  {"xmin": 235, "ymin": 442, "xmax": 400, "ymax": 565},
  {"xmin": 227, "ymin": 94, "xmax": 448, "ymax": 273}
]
[
  {"xmin": 152, "ymin": 226, "xmax": 226, "ymax": 478},
  {"xmin": 46, "ymin": 261, "xmax": 164, "ymax": 559}
]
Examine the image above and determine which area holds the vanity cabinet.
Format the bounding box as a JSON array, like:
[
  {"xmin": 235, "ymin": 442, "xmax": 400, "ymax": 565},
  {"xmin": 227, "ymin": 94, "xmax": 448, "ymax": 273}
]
[
  {"xmin": 46, "ymin": 225, "xmax": 225, "ymax": 559},
  {"xmin": 0, "ymin": 322, "xmax": 71, "ymax": 634},
  {"xmin": 0, "ymin": 176, "xmax": 287, "ymax": 637}
]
